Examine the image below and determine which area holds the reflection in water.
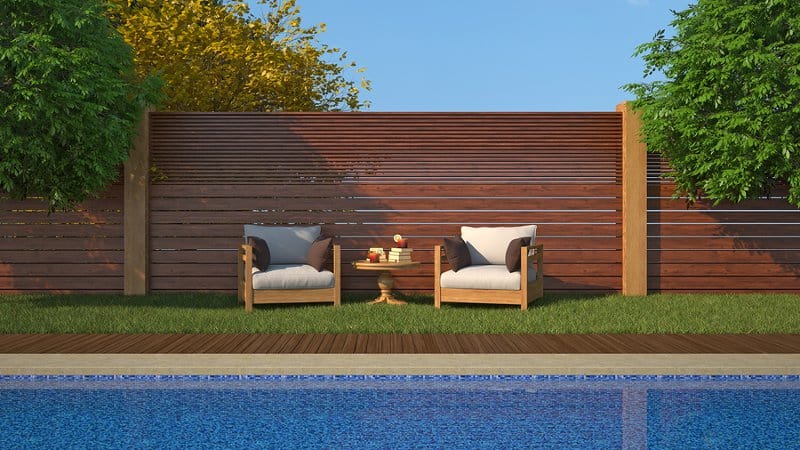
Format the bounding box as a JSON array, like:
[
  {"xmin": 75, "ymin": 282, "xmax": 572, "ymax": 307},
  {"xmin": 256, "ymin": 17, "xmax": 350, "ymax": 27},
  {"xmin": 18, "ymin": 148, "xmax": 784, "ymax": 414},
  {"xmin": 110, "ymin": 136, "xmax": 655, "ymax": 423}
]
[{"xmin": 1, "ymin": 376, "xmax": 799, "ymax": 448}]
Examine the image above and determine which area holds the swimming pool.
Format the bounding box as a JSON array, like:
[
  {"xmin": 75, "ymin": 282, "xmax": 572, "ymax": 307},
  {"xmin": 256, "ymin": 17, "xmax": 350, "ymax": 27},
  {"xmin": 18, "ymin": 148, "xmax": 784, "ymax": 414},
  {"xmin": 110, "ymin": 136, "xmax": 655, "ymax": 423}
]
[{"xmin": 2, "ymin": 375, "xmax": 799, "ymax": 448}]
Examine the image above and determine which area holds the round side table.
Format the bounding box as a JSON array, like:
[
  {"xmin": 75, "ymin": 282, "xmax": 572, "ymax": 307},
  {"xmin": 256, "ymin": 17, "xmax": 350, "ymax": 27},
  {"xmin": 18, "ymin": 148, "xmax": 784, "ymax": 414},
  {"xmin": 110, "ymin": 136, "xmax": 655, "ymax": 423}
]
[{"xmin": 351, "ymin": 260, "xmax": 421, "ymax": 305}]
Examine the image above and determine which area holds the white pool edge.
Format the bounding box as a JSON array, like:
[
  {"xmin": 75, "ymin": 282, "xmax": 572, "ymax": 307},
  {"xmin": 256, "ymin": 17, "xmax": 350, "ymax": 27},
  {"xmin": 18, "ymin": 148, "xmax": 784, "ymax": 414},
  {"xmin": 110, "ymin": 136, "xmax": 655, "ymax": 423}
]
[{"xmin": 1, "ymin": 354, "xmax": 799, "ymax": 375}]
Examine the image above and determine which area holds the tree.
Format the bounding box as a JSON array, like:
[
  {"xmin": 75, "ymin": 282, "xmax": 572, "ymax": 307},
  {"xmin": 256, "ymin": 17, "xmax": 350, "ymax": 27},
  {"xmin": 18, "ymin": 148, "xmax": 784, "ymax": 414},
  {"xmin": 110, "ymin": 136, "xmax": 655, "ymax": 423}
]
[
  {"xmin": 0, "ymin": 0, "xmax": 160, "ymax": 211},
  {"xmin": 110, "ymin": 0, "xmax": 370, "ymax": 112},
  {"xmin": 624, "ymin": 0, "xmax": 800, "ymax": 207}
]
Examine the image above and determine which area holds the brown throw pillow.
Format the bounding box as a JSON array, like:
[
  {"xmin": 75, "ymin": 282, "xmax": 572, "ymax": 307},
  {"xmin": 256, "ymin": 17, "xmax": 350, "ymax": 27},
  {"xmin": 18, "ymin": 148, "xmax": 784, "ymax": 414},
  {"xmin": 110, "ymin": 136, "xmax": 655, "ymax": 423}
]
[
  {"xmin": 505, "ymin": 237, "xmax": 531, "ymax": 272},
  {"xmin": 247, "ymin": 236, "xmax": 270, "ymax": 271},
  {"xmin": 307, "ymin": 236, "xmax": 333, "ymax": 271},
  {"xmin": 443, "ymin": 236, "xmax": 471, "ymax": 272}
]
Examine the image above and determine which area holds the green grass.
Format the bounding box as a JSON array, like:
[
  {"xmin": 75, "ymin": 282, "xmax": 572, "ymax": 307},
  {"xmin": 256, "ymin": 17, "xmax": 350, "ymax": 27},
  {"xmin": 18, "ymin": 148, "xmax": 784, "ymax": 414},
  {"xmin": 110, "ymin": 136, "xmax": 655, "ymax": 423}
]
[{"xmin": 1, "ymin": 292, "xmax": 799, "ymax": 334}]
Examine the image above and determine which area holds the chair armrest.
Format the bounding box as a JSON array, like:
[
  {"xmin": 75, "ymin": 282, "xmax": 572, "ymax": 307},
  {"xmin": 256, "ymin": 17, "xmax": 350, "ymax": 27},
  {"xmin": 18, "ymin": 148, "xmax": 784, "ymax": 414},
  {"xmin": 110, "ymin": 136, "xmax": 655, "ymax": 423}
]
[
  {"xmin": 526, "ymin": 244, "xmax": 544, "ymax": 280},
  {"xmin": 332, "ymin": 244, "xmax": 341, "ymax": 274},
  {"xmin": 434, "ymin": 245, "xmax": 443, "ymax": 277},
  {"xmin": 239, "ymin": 243, "xmax": 253, "ymax": 272},
  {"xmin": 237, "ymin": 243, "xmax": 253, "ymax": 303}
]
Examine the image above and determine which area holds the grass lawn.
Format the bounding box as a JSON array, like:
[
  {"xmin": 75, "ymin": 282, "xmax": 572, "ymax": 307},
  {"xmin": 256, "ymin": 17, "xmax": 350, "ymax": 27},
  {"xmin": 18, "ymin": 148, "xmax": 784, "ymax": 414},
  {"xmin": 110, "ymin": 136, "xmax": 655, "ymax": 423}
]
[{"xmin": 0, "ymin": 292, "xmax": 799, "ymax": 334}]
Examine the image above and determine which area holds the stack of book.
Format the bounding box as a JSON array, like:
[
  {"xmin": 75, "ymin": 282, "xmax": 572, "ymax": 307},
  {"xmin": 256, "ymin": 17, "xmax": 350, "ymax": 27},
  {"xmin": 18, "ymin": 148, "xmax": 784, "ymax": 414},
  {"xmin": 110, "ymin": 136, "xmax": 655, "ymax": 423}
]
[{"xmin": 388, "ymin": 247, "xmax": 413, "ymax": 263}]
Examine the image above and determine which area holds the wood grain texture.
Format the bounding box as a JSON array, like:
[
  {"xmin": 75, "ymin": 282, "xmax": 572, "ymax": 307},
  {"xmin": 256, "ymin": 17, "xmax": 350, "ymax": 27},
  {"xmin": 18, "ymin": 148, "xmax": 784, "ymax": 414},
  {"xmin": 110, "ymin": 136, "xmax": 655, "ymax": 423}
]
[
  {"xmin": 618, "ymin": 102, "xmax": 647, "ymax": 295},
  {"xmin": 124, "ymin": 109, "xmax": 150, "ymax": 295},
  {"xmin": 0, "ymin": 185, "xmax": 124, "ymax": 293},
  {"xmin": 1, "ymin": 333, "xmax": 799, "ymax": 354},
  {"xmin": 647, "ymin": 153, "xmax": 800, "ymax": 292},
  {"xmin": 149, "ymin": 112, "xmax": 623, "ymax": 293}
]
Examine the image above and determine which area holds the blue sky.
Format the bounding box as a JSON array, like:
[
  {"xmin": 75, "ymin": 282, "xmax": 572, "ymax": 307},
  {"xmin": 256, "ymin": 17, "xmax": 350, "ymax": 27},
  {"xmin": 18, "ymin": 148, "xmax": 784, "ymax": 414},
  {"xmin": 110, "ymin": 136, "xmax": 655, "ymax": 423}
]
[{"xmin": 253, "ymin": 1, "xmax": 692, "ymax": 111}]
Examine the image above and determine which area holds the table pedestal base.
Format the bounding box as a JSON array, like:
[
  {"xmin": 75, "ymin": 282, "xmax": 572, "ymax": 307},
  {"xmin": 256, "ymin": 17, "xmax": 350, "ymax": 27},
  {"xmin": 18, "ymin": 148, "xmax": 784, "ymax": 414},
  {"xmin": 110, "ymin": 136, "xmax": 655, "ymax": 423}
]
[{"xmin": 368, "ymin": 271, "xmax": 407, "ymax": 306}]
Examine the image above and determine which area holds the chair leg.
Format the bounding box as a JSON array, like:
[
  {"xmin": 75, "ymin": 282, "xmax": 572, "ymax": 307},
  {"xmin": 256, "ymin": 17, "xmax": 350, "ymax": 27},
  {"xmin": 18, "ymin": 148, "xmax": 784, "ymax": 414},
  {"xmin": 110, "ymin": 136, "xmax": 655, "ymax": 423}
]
[
  {"xmin": 333, "ymin": 244, "xmax": 341, "ymax": 307},
  {"xmin": 245, "ymin": 290, "xmax": 253, "ymax": 313},
  {"xmin": 434, "ymin": 245, "xmax": 442, "ymax": 309}
]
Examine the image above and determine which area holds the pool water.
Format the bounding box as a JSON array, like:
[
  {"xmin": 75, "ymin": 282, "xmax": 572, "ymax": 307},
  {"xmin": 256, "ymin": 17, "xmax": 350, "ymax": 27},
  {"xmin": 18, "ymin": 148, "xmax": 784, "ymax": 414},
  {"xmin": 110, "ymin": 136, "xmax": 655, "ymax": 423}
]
[{"xmin": 1, "ymin": 375, "xmax": 799, "ymax": 449}]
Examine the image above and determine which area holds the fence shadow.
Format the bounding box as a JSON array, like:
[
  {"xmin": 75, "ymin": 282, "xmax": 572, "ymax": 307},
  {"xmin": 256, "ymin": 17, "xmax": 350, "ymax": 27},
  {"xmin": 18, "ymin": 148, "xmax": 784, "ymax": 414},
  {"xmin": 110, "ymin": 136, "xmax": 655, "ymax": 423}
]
[{"xmin": 148, "ymin": 112, "xmax": 624, "ymax": 298}]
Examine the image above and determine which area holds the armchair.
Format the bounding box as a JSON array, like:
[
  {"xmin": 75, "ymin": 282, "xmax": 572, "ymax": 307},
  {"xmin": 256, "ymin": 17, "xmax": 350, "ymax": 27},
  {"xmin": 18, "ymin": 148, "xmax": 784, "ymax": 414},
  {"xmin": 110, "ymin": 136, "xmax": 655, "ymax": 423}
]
[
  {"xmin": 237, "ymin": 225, "xmax": 341, "ymax": 312},
  {"xmin": 434, "ymin": 225, "xmax": 543, "ymax": 310}
]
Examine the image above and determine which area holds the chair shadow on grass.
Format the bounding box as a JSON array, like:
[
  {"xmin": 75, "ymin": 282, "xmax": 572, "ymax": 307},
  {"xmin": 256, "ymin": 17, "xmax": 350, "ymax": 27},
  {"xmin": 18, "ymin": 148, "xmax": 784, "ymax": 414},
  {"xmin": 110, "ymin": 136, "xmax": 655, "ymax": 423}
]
[
  {"xmin": 20, "ymin": 290, "xmax": 615, "ymax": 312},
  {"xmin": 383, "ymin": 290, "xmax": 613, "ymax": 310}
]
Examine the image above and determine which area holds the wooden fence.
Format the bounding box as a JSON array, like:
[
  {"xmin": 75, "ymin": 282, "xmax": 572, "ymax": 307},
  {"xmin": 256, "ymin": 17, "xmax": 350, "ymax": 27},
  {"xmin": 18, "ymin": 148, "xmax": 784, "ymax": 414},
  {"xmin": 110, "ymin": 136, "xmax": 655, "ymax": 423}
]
[
  {"xmin": 2, "ymin": 106, "xmax": 799, "ymax": 295},
  {"xmin": 148, "ymin": 112, "xmax": 622, "ymax": 293},
  {"xmin": 0, "ymin": 185, "xmax": 124, "ymax": 292},
  {"xmin": 647, "ymin": 156, "xmax": 800, "ymax": 292}
]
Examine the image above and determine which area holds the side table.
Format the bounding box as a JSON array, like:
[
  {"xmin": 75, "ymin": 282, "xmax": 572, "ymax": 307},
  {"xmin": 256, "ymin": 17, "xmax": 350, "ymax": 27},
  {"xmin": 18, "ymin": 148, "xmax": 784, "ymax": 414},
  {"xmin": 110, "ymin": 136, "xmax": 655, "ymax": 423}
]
[{"xmin": 351, "ymin": 260, "xmax": 421, "ymax": 305}]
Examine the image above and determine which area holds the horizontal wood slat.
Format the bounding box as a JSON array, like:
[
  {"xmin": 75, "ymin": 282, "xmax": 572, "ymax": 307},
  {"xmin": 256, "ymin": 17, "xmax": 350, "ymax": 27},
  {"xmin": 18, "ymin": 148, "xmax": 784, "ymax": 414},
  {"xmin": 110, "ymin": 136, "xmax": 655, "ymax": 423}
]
[
  {"xmin": 0, "ymin": 277, "xmax": 122, "ymax": 291},
  {"xmin": 150, "ymin": 211, "xmax": 620, "ymax": 225},
  {"xmin": 150, "ymin": 223, "xmax": 620, "ymax": 238},
  {"xmin": 149, "ymin": 249, "xmax": 621, "ymax": 265},
  {"xmin": 150, "ymin": 262, "xmax": 620, "ymax": 278},
  {"xmin": 151, "ymin": 183, "xmax": 622, "ymax": 197},
  {"xmin": 0, "ymin": 224, "xmax": 123, "ymax": 237},
  {"xmin": 150, "ymin": 197, "xmax": 621, "ymax": 211},
  {"xmin": 150, "ymin": 237, "xmax": 620, "ymax": 251},
  {"xmin": 648, "ymin": 263, "xmax": 799, "ymax": 277},
  {"xmin": 649, "ymin": 250, "xmax": 800, "ymax": 264}
]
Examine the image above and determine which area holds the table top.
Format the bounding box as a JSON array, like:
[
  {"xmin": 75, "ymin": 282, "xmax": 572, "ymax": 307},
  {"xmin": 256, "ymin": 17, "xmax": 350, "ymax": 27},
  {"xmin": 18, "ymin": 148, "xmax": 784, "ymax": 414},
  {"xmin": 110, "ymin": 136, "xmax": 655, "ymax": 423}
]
[{"xmin": 351, "ymin": 260, "xmax": 421, "ymax": 271}]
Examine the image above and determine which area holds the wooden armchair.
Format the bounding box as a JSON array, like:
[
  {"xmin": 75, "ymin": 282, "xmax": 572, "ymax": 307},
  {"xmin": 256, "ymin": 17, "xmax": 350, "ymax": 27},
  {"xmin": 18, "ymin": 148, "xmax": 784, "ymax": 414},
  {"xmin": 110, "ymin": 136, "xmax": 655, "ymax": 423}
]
[
  {"xmin": 237, "ymin": 233, "xmax": 341, "ymax": 312},
  {"xmin": 434, "ymin": 243, "xmax": 543, "ymax": 310}
]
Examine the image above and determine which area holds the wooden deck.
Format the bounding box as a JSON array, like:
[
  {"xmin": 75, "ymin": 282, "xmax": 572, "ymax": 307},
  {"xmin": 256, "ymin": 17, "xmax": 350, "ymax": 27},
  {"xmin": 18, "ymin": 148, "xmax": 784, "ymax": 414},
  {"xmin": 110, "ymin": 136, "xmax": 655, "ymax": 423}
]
[{"xmin": 2, "ymin": 334, "xmax": 800, "ymax": 354}]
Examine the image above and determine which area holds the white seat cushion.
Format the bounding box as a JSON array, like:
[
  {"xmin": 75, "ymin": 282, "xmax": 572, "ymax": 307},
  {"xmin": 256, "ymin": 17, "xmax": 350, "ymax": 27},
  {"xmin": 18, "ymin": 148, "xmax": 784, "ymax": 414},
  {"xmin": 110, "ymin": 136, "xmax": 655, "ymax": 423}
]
[
  {"xmin": 461, "ymin": 225, "xmax": 537, "ymax": 265},
  {"xmin": 252, "ymin": 264, "xmax": 334, "ymax": 290},
  {"xmin": 243, "ymin": 225, "xmax": 321, "ymax": 264},
  {"xmin": 439, "ymin": 265, "xmax": 537, "ymax": 291}
]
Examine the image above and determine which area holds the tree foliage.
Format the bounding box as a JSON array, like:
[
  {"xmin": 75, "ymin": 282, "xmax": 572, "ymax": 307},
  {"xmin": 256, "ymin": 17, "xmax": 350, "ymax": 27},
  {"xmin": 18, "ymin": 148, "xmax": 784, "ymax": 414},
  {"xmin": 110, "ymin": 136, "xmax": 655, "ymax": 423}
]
[
  {"xmin": 110, "ymin": 0, "xmax": 370, "ymax": 112},
  {"xmin": 624, "ymin": 0, "xmax": 800, "ymax": 206},
  {"xmin": 0, "ymin": 0, "xmax": 160, "ymax": 211}
]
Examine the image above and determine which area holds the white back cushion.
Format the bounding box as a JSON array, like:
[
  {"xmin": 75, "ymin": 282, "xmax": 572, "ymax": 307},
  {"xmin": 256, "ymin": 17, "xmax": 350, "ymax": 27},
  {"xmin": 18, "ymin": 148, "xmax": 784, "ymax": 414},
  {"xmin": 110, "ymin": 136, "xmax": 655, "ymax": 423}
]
[
  {"xmin": 461, "ymin": 225, "xmax": 537, "ymax": 265},
  {"xmin": 243, "ymin": 225, "xmax": 321, "ymax": 264}
]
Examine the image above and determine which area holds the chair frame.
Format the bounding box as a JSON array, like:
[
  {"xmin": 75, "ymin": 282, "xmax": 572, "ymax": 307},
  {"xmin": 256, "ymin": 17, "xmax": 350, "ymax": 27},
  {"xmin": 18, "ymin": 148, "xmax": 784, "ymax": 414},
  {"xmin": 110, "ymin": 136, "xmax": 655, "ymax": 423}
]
[
  {"xmin": 237, "ymin": 243, "xmax": 341, "ymax": 312},
  {"xmin": 434, "ymin": 244, "xmax": 543, "ymax": 310}
]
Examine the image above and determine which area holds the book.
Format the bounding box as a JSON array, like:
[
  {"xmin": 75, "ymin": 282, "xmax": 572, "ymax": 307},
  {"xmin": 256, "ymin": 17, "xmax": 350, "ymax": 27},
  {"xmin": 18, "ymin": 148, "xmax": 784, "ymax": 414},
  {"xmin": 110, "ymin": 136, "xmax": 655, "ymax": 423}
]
[
  {"xmin": 389, "ymin": 248, "xmax": 413, "ymax": 254},
  {"xmin": 388, "ymin": 257, "xmax": 412, "ymax": 263}
]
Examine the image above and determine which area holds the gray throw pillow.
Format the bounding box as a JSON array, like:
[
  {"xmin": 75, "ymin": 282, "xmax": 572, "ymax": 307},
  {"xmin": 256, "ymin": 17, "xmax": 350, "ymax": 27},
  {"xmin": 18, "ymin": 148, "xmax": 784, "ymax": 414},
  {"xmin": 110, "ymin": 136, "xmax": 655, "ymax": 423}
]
[
  {"xmin": 505, "ymin": 237, "xmax": 531, "ymax": 272},
  {"xmin": 307, "ymin": 236, "xmax": 332, "ymax": 272},
  {"xmin": 443, "ymin": 236, "xmax": 471, "ymax": 272},
  {"xmin": 247, "ymin": 236, "xmax": 270, "ymax": 271},
  {"xmin": 242, "ymin": 225, "xmax": 321, "ymax": 264}
]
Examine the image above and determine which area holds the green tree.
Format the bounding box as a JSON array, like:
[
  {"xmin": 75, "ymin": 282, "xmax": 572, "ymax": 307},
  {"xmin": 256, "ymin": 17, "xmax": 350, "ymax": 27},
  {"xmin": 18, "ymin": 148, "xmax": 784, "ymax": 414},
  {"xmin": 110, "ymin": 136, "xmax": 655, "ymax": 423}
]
[
  {"xmin": 0, "ymin": 0, "xmax": 160, "ymax": 211},
  {"xmin": 624, "ymin": 0, "xmax": 800, "ymax": 206},
  {"xmin": 111, "ymin": 0, "xmax": 370, "ymax": 111}
]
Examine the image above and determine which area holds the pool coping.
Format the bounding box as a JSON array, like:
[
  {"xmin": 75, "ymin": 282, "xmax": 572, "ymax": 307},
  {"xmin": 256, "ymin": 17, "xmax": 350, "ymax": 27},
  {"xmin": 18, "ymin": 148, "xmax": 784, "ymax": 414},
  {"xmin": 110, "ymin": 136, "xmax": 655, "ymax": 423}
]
[{"xmin": 1, "ymin": 354, "xmax": 800, "ymax": 375}]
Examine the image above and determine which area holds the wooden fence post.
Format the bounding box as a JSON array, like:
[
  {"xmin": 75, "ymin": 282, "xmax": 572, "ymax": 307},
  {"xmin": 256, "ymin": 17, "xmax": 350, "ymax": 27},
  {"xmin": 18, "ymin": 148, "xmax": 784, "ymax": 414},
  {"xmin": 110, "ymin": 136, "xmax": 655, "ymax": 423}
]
[
  {"xmin": 617, "ymin": 102, "xmax": 647, "ymax": 296},
  {"xmin": 124, "ymin": 109, "xmax": 150, "ymax": 295}
]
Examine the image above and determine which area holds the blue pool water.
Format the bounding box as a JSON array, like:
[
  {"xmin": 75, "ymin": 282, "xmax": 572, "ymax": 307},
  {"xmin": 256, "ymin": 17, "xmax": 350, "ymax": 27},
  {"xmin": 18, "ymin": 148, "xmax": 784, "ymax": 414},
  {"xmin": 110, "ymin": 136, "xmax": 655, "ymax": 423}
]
[{"xmin": 1, "ymin": 375, "xmax": 799, "ymax": 449}]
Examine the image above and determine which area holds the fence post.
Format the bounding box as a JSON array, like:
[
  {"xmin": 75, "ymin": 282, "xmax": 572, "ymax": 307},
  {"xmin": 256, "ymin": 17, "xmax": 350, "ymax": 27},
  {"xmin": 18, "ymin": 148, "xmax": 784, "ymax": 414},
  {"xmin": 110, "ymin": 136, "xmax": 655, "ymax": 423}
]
[
  {"xmin": 617, "ymin": 102, "xmax": 647, "ymax": 295},
  {"xmin": 124, "ymin": 108, "xmax": 150, "ymax": 295}
]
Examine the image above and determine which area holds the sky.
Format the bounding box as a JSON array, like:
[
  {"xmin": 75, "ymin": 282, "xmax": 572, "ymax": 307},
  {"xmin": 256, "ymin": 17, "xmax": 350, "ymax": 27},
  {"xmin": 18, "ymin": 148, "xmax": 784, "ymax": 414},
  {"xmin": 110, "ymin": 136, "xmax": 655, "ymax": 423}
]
[{"xmin": 252, "ymin": 0, "xmax": 693, "ymax": 112}]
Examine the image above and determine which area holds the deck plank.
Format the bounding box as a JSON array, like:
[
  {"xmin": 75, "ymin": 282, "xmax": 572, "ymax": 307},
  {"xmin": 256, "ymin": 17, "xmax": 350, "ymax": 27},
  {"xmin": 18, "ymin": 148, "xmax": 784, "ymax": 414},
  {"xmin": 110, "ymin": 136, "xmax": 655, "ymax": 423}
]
[{"xmin": 1, "ymin": 333, "xmax": 800, "ymax": 353}]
